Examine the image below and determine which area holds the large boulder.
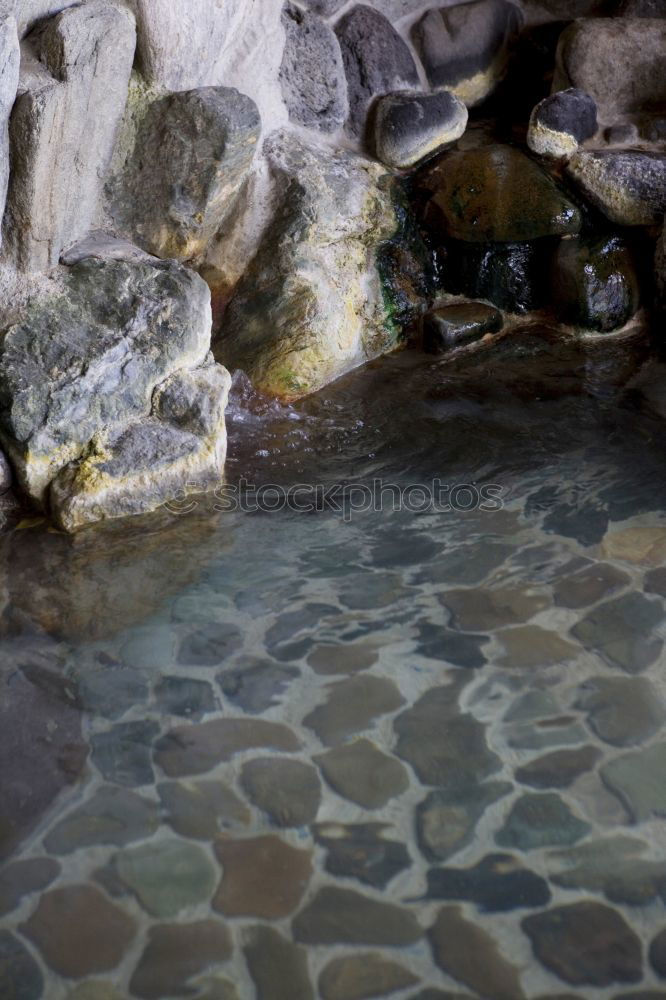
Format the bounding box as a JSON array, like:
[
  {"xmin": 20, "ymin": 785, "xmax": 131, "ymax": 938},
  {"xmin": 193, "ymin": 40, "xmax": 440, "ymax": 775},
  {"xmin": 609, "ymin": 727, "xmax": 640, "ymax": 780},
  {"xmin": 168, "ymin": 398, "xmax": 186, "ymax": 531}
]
[
  {"xmin": 565, "ymin": 150, "xmax": 666, "ymax": 226},
  {"xmin": 6, "ymin": 0, "xmax": 136, "ymax": 272},
  {"xmin": 132, "ymin": 0, "xmax": 228, "ymax": 92},
  {"xmin": 0, "ymin": 239, "xmax": 231, "ymax": 530},
  {"xmin": 116, "ymin": 86, "xmax": 261, "ymax": 262},
  {"xmin": 552, "ymin": 234, "xmax": 640, "ymax": 332},
  {"xmin": 279, "ymin": 2, "xmax": 347, "ymax": 133},
  {"xmin": 217, "ymin": 130, "xmax": 399, "ymax": 400}
]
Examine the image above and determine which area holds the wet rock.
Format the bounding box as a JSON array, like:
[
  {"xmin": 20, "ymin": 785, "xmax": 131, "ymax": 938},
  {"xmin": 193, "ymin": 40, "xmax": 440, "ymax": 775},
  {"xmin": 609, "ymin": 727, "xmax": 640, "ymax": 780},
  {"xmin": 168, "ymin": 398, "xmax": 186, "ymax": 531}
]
[
  {"xmin": 307, "ymin": 643, "xmax": 378, "ymax": 675},
  {"xmin": 119, "ymin": 87, "xmax": 260, "ymax": 262},
  {"xmin": 0, "ymin": 858, "xmax": 60, "ymax": 916},
  {"xmin": 129, "ymin": 920, "xmax": 232, "ymax": 1000},
  {"xmin": 522, "ymin": 901, "xmax": 643, "ymax": 986},
  {"xmin": 7, "ymin": 1, "xmax": 135, "ymax": 271},
  {"xmin": 158, "ymin": 780, "xmax": 251, "ymax": 839},
  {"xmin": 442, "ymin": 585, "xmax": 549, "ymax": 631},
  {"xmin": 553, "ymin": 18, "xmax": 666, "ymax": 124},
  {"xmin": 423, "ymin": 302, "xmax": 503, "ymax": 355},
  {"xmin": 572, "ymin": 592, "xmax": 664, "ymax": 673},
  {"xmin": 576, "ymin": 676, "xmax": 665, "ymax": 747},
  {"xmin": 552, "ymin": 235, "xmax": 639, "ymax": 333},
  {"xmin": 650, "ymin": 928, "xmax": 666, "ymax": 978},
  {"xmin": 412, "ymin": 0, "xmax": 522, "ymax": 107},
  {"xmin": 155, "ymin": 717, "xmax": 300, "ymax": 777},
  {"xmin": 315, "ymin": 739, "xmax": 410, "ymax": 809},
  {"xmin": 319, "ymin": 953, "xmax": 418, "ymax": 1000},
  {"xmin": 0, "ymin": 931, "xmax": 43, "ymax": 1000},
  {"xmin": 548, "ymin": 836, "xmax": 666, "ymax": 906},
  {"xmin": 440, "ymin": 238, "xmax": 552, "ymax": 314},
  {"xmin": 115, "ymin": 839, "xmax": 218, "ymax": 917},
  {"xmin": 219, "ymin": 131, "xmax": 398, "ymax": 400},
  {"xmin": 44, "ymin": 785, "xmax": 159, "ymax": 854},
  {"xmin": 304, "ymin": 674, "xmax": 404, "ymax": 747},
  {"xmin": 395, "ymin": 682, "xmax": 501, "ymax": 789},
  {"xmin": 427, "ymin": 145, "xmax": 581, "ymax": 243},
  {"xmin": 507, "ymin": 719, "xmax": 588, "ymax": 753},
  {"xmin": 516, "ymin": 746, "xmax": 602, "ymax": 789},
  {"xmin": 240, "ymin": 757, "xmax": 321, "ymax": 827},
  {"xmin": 415, "ymin": 541, "xmax": 513, "ymax": 587},
  {"xmin": 496, "ymin": 793, "xmax": 591, "ymax": 851},
  {"xmin": 601, "ymin": 525, "xmax": 666, "ymax": 567},
  {"xmin": 416, "ymin": 781, "xmax": 511, "ymax": 861},
  {"xmin": 75, "ymin": 663, "xmax": 149, "ymax": 720},
  {"xmin": 601, "ymin": 742, "xmax": 666, "ymax": 821},
  {"xmin": 335, "ymin": 5, "xmax": 419, "ymax": 137},
  {"xmin": 179, "ymin": 623, "xmax": 243, "ymax": 665},
  {"xmin": 415, "ymin": 623, "xmax": 489, "ymax": 669},
  {"xmin": 280, "ymin": 3, "xmax": 346, "ymax": 132},
  {"xmin": 217, "ymin": 660, "xmax": 300, "ymax": 712},
  {"xmin": 426, "ymin": 853, "xmax": 551, "ymax": 912},
  {"xmin": 566, "ymin": 150, "xmax": 666, "ymax": 227},
  {"xmin": 429, "ymin": 906, "xmax": 525, "ymax": 1000},
  {"xmin": 645, "ymin": 567, "xmax": 666, "ymax": 597},
  {"xmin": 313, "ymin": 822, "xmax": 412, "ymax": 889},
  {"xmin": 91, "ymin": 720, "xmax": 158, "ymax": 788},
  {"xmin": 374, "ymin": 90, "xmax": 467, "ymax": 171},
  {"xmin": 0, "ymin": 17, "xmax": 18, "ymax": 251},
  {"xmin": 243, "ymin": 925, "xmax": 314, "ymax": 1000},
  {"xmin": 20, "ymin": 884, "xmax": 135, "ymax": 978},
  {"xmin": 293, "ymin": 886, "xmax": 422, "ymax": 946},
  {"xmin": 528, "ymin": 89, "xmax": 597, "ymax": 158},
  {"xmin": 553, "ymin": 562, "xmax": 630, "ymax": 609},
  {"xmin": 154, "ymin": 676, "xmax": 216, "ymax": 719},
  {"xmin": 214, "ymin": 835, "xmax": 312, "ymax": 919}
]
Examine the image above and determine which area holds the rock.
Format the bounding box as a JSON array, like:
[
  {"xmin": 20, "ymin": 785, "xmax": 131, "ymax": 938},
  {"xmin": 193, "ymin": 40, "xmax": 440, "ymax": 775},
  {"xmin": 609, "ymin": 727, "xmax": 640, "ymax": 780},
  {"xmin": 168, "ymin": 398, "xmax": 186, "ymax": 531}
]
[
  {"xmin": 548, "ymin": 836, "xmax": 666, "ymax": 906},
  {"xmin": 154, "ymin": 717, "xmax": 301, "ymax": 777},
  {"xmin": 75, "ymin": 662, "xmax": 149, "ymax": 720},
  {"xmin": 115, "ymin": 839, "xmax": 218, "ymax": 917},
  {"xmin": 412, "ymin": 0, "xmax": 522, "ymax": 107},
  {"xmin": 315, "ymin": 739, "xmax": 410, "ymax": 809},
  {"xmin": 280, "ymin": 4, "xmax": 346, "ymax": 132},
  {"xmin": 335, "ymin": 5, "xmax": 418, "ymax": 137},
  {"xmin": 304, "ymin": 674, "xmax": 404, "ymax": 747},
  {"xmin": 91, "ymin": 720, "xmax": 158, "ymax": 788},
  {"xmin": 427, "ymin": 146, "xmax": 581, "ymax": 243},
  {"xmin": 240, "ymin": 757, "xmax": 321, "ymax": 827},
  {"xmin": 442, "ymin": 585, "xmax": 549, "ymax": 630},
  {"xmin": 0, "ymin": 931, "xmax": 43, "ymax": 1000},
  {"xmin": 243, "ymin": 925, "xmax": 314, "ymax": 1000},
  {"xmin": 566, "ymin": 150, "xmax": 666, "ymax": 226},
  {"xmin": 426, "ymin": 853, "xmax": 551, "ymax": 912},
  {"xmin": 0, "ymin": 17, "xmax": 18, "ymax": 246},
  {"xmin": 576, "ymin": 676, "xmax": 665, "ymax": 747},
  {"xmin": 528, "ymin": 89, "xmax": 597, "ymax": 159},
  {"xmin": 602, "ymin": 525, "xmax": 666, "ymax": 567},
  {"xmin": 423, "ymin": 302, "xmax": 503, "ymax": 354},
  {"xmin": 552, "ymin": 234, "xmax": 640, "ymax": 333},
  {"xmin": 20, "ymin": 885, "xmax": 135, "ymax": 978},
  {"xmin": 516, "ymin": 746, "xmax": 602, "ymax": 789},
  {"xmin": 319, "ymin": 953, "xmax": 418, "ymax": 1000},
  {"xmin": 132, "ymin": 0, "xmax": 227, "ymax": 91},
  {"xmin": 374, "ymin": 90, "xmax": 467, "ymax": 170},
  {"xmin": 179, "ymin": 623, "xmax": 243, "ymax": 665},
  {"xmin": 650, "ymin": 928, "xmax": 666, "ymax": 978},
  {"xmin": 293, "ymin": 886, "xmax": 422, "ymax": 946},
  {"xmin": 118, "ymin": 87, "xmax": 260, "ymax": 262},
  {"xmin": 496, "ymin": 793, "xmax": 591, "ymax": 851},
  {"xmin": 300, "ymin": 0, "xmax": 346, "ymax": 13},
  {"xmin": 158, "ymin": 780, "xmax": 250, "ymax": 839},
  {"xmin": 415, "ymin": 623, "xmax": 489, "ymax": 669},
  {"xmin": 646, "ymin": 567, "xmax": 666, "ymax": 597},
  {"xmin": 441, "ymin": 238, "xmax": 552, "ymax": 314},
  {"xmin": 65, "ymin": 983, "xmax": 125, "ymax": 1000},
  {"xmin": 307, "ymin": 643, "xmax": 378, "ymax": 674},
  {"xmin": 129, "ymin": 921, "xmax": 232, "ymax": 1000},
  {"xmin": 429, "ymin": 906, "xmax": 525, "ymax": 1000},
  {"xmin": 417, "ymin": 781, "xmax": 512, "ymax": 861},
  {"xmin": 0, "ymin": 858, "xmax": 60, "ymax": 916},
  {"xmin": 605, "ymin": 123, "xmax": 640, "ymax": 145},
  {"xmin": 218, "ymin": 130, "xmax": 398, "ymax": 400},
  {"xmin": 44, "ymin": 785, "xmax": 159, "ymax": 854},
  {"xmin": 497, "ymin": 626, "xmax": 579, "ymax": 668},
  {"xmin": 217, "ymin": 659, "xmax": 300, "ymax": 712},
  {"xmin": 153, "ymin": 676, "xmax": 216, "ymax": 719},
  {"xmin": 553, "ymin": 562, "xmax": 630, "ymax": 608},
  {"xmin": 572, "ymin": 592, "xmax": 664, "ymax": 672},
  {"xmin": 213, "ymin": 835, "xmax": 312, "ymax": 919},
  {"xmin": 7, "ymin": 1, "xmax": 135, "ymax": 271},
  {"xmin": 601, "ymin": 742, "xmax": 666, "ymax": 821},
  {"xmin": 313, "ymin": 822, "xmax": 411, "ymax": 888},
  {"xmin": 553, "ymin": 18, "xmax": 666, "ymax": 124},
  {"xmin": 522, "ymin": 902, "xmax": 643, "ymax": 986}
]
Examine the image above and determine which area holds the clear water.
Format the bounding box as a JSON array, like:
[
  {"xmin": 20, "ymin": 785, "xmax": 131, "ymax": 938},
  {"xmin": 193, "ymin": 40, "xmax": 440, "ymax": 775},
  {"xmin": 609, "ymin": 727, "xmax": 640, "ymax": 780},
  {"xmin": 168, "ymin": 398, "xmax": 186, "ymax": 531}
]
[{"xmin": 3, "ymin": 340, "xmax": 666, "ymax": 999}]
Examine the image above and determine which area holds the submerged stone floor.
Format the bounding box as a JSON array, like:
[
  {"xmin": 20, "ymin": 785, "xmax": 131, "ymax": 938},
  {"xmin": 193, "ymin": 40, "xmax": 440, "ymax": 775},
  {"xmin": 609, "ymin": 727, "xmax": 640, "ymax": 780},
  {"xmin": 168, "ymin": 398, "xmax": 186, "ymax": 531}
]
[{"xmin": 3, "ymin": 352, "xmax": 666, "ymax": 999}]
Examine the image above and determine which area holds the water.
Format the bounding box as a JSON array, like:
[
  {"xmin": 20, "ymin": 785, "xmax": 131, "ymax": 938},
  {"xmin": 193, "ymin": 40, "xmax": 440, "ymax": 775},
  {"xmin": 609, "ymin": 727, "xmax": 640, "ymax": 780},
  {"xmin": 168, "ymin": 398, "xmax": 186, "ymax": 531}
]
[{"xmin": 3, "ymin": 337, "xmax": 666, "ymax": 999}]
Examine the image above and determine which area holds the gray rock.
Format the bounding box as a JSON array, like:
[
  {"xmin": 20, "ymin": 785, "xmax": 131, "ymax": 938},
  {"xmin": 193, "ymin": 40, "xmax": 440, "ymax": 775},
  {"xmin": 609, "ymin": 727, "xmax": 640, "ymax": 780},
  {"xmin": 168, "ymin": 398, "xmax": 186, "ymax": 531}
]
[
  {"xmin": 566, "ymin": 150, "xmax": 666, "ymax": 227},
  {"xmin": 0, "ymin": 858, "xmax": 60, "ymax": 917},
  {"xmin": 300, "ymin": 0, "xmax": 346, "ymax": 13},
  {"xmin": 552, "ymin": 234, "xmax": 640, "ymax": 333},
  {"xmin": 91, "ymin": 720, "xmax": 158, "ymax": 788},
  {"xmin": 133, "ymin": 0, "xmax": 227, "ymax": 92},
  {"xmin": 528, "ymin": 88, "xmax": 597, "ymax": 159},
  {"xmin": 416, "ymin": 781, "xmax": 512, "ymax": 861},
  {"xmin": 423, "ymin": 301, "xmax": 503, "ymax": 354},
  {"xmin": 115, "ymin": 839, "xmax": 218, "ymax": 917},
  {"xmin": 576, "ymin": 676, "xmax": 665, "ymax": 747},
  {"xmin": 44, "ymin": 786, "xmax": 159, "ymax": 854},
  {"xmin": 119, "ymin": 86, "xmax": 260, "ymax": 262},
  {"xmin": 0, "ymin": 16, "xmax": 18, "ymax": 247},
  {"xmin": 601, "ymin": 743, "xmax": 666, "ymax": 821},
  {"xmin": 412, "ymin": 0, "xmax": 522, "ymax": 107},
  {"xmin": 548, "ymin": 836, "xmax": 666, "ymax": 906},
  {"xmin": 218, "ymin": 130, "xmax": 398, "ymax": 400},
  {"xmin": 553, "ymin": 18, "xmax": 666, "ymax": 124},
  {"xmin": 0, "ymin": 931, "xmax": 43, "ymax": 1000},
  {"xmin": 280, "ymin": 3, "xmax": 347, "ymax": 133},
  {"xmin": 496, "ymin": 793, "xmax": 591, "ymax": 851},
  {"xmin": 335, "ymin": 5, "xmax": 419, "ymax": 138},
  {"xmin": 572, "ymin": 592, "xmax": 664, "ymax": 672},
  {"xmin": 374, "ymin": 90, "xmax": 467, "ymax": 170},
  {"xmin": 7, "ymin": 1, "xmax": 136, "ymax": 271}
]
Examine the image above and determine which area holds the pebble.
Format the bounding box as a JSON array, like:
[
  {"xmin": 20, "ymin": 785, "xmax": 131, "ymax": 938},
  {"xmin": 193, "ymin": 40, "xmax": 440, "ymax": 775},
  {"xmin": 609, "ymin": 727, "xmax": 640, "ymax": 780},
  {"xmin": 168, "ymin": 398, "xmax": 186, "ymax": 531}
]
[
  {"xmin": 319, "ymin": 953, "xmax": 419, "ymax": 1000},
  {"xmin": 217, "ymin": 660, "xmax": 300, "ymax": 713},
  {"xmin": 91, "ymin": 720, "xmax": 158, "ymax": 787},
  {"xmin": 572, "ymin": 592, "xmax": 664, "ymax": 673},
  {"xmin": 495, "ymin": 793, "xmax": 591, "ymax": 850},
  {"xmin": 44, "ymin": 785, "xmax": 159, "ymax": 853},
  {"xmin": 428, "ymin": 905, "xmax": 525, "ymax": 999},
  {"xmin": 243, "ymin": 925, "xmax": 314, "ymax": 1000},
  {"xmin": 315, "ymin": 739, "xmax": 410, "ymax": 809},
  {"xmin": 115, "ymin": 839, "xmax": 218, "ymax": 917},
  {"xmin": 292, "ymin": 886, "xmax": 422, "ymax": 946},
  {"xmin": 416, "ymin": 781, "xmax": 511, "ymax": 861},
  {"xmin": 442, "ymin": 585, "xmax": 549, "ymax": 631},
  {"xmin": 240, "ymin": 757, "xmax": 321, "ymax": 827},
  {"xmin": 129, "ymin": 920, "xmax": 232, "ymax": 999},
  {"xmin": 601, "ymin": 742, "xmax": 666, "ymax": 821},
  {"xmin": 374, "ymin": 90, "xmax": 468, "ymax": 170},
  {"xmin": 426, "ymin": 852, "xmax": 551, "ymax": 912},
  {"xmin": 153, "ymin": 676, "xmax": 216, "ymax": 718},
  {"xmin": 515, "ymin": 746, "xmax": 602, "ymax": 790},
  {"xmin": 576, "ymin": 676, "xmax": 665, "ymax": 747},
  {"xmin": 158, "ymin": 779, "xmax": 251, "ymax": 839},
  {"xmin": 213, "ymin": 835, "xmax": 312, "ymax": 919},
  {"xmin": 304, "ymin": 674, "xmax": 404, "ymax": 746},
  {"xmin": 155, "ymin": 718, "xmax": 301, "ymax": 777},
  {"xmin": 313, "ymin": 822, "xmax": 412, "ymax": 889}
]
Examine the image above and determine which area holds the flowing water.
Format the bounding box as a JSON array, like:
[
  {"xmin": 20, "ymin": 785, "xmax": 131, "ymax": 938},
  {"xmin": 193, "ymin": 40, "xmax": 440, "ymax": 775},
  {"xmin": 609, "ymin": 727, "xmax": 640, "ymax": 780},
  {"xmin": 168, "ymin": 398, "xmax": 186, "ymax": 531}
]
[{"xmin": 3, "ymin": 336, "xmax": 666, "ymax": 999}]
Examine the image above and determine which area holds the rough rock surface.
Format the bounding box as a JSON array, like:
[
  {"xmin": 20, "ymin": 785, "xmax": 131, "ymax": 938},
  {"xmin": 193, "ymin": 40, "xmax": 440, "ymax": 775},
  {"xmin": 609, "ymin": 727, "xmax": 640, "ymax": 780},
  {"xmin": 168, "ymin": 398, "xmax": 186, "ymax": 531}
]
[
  {"xmin": 218, "ymin": 130, "xmax": 398, "ymax": 400},
  {"xmin": 552, "ymin": 235, "xmax": 640, "ymax": 332},
  {"xmin": 7, "ymin": 0, "xmax": 136, "ymax": 271},
  {"xmin": 412, "ymin": 0, "xmax": 523, "ymax": 107},
  {"xmin": 374, "ymin": 90, "xmax": 468, "ymax": 170},
  {"xmin": 132, "ymin": 0, "xmax": 228, "ymax": 92},
  {"xmin": 118, "ymin": 86, "xmax": 260, "ymax": 262},
  {"xmin": 0, "ymin": 16, "xmax": 18, "ymax": 248},
  {"xmin": 565, "ymin": 150, "xmax": 666, "ymax": 226},
  {"xmin": 528, "ymin": 88, "xmax": 598, "ymax": 158},
  {"xmin": 280, "ymin": 3, "xmax": 347, "ymax": 133}
]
